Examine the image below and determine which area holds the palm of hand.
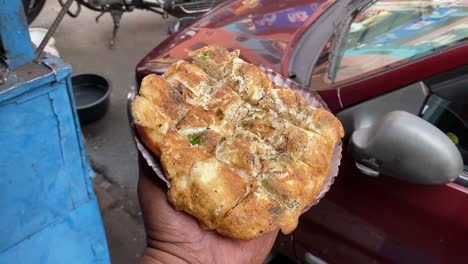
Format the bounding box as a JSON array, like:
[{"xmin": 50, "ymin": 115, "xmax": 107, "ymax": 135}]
[{"xmin": 138, "ymin": 157, "xmax": 278, "ymax": 264}]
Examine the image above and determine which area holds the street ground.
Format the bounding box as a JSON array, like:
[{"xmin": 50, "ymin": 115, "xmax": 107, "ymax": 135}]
[{"xmin": 32, "ymin": 2, "xmax": 175, "ymax": 263}]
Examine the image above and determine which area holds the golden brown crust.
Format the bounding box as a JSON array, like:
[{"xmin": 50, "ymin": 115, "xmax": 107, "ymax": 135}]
[
  {"xmin": 260, "ymin": 155, "xmax": 321, "ymax": 234},
  {"xmin": 189, "ymin": 45, "xmax": 239, "ymax": 80},
  {"xmin": 286, "ymin": 126, "xmax": 333, "ymax": 177},
  {"xmin": 215, "ymin": 130, "xmax": 263, "ymax": 178},
  {"xmin": 259, "ymin": 88, "xmax": 344, "ymax": 144},
  {"xmin": 139, "ymin": 74, "xmax": 188, "ymax": 122},
  {"xmin": 228, "ymin": 60, "xmax": 272, "ymax": 104},
  {"xmin": 169, "ymin": 158, "xmax": 251, "ymax": 229},
  {"xmin": 176, "ymin": 105, "xmax": 218, "ymax": 130},
  {"xmin": 197, "ymin": 129, "xmax": 226, "ymax": 154},
  {"xmin": 207, "ymin": 84, "xmax": 250, "ymax": 125},
  {"xmin": 131, "ymin": 45, "xmax": 344, "ymax": 240},
  {"xmin": 132, "ymin": 95, "xmax": 174, "ymax": 156},
  {"xmin": 216, "ymin": 186, "xmax": 282, "ymax": 240},
  {"xmin": 309, "ymin": 108, "xmax": 346, "ymax": 142},
  {"xmin": 136, "ymin": 126, "xmax": 163, "ymax": 157},
  {"xmin": 164, "ymin": 60, "xmax": 213, "ymax": 106},
  {"xmin": 160, "ymin": 132, "xmax": 208, "ymax": 180}
]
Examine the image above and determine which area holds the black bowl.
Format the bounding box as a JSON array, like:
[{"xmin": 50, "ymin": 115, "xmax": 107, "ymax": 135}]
[{"xmin": 72, "ymin": 74, "xmax": 111, "ymax": 124}]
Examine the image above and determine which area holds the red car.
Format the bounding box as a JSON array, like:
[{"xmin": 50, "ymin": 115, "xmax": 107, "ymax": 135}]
[{"xmin": 135, "ymin": 0, "xmax": 468, "ymax": 263}]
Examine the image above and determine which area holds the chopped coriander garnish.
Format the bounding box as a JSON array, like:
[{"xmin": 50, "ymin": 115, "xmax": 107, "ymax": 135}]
[
  {"xmin": 200, "ymin": 53, "xmax": 210, "ymax": 60},
  {"xmin": 190, "ymin": 137, "xmax": 200, "ymax": 146},
  {"xmin": 189, "ymin": 134, "xmax": 202, "ymax": 146}
]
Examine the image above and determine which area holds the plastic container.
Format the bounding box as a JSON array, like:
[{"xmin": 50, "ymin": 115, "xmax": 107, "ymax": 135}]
[{"xmin": 29, "ymin": 27, "xmax": 60, "ymax": 57}]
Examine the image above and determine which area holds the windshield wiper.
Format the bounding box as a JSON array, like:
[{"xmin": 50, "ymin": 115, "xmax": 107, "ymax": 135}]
[{"xmin": 328, "ymin": 0, "xmax": 377, "ymax": 82}]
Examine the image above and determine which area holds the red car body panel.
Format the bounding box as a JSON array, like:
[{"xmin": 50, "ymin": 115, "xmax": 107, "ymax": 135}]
[
  {"xmin": 136, "ymin": 0, "xmax": 331, "ymax": 82},
  {"xmin": 135, "ymin": 0, "xmax": 468, "ymax": 262},
  {"xmin": 293, "ymin": 158, "xmax": 468, "ymax": 263}
]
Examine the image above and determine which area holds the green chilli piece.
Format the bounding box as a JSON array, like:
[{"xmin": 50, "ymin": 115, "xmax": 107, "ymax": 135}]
[
  {"xmin": 200, "ymin": 53, "xmax": 210, "ymax": 60},
  {"xmin": 188, "ymin": 129, "xmax": 208, "ymax": 146},
  {"xmin": 189, "ymin": 135, "xmax": 201, "ymax": 146}
]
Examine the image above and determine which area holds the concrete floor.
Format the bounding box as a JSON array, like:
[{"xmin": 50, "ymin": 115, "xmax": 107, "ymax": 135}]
[{"xmin": 32, "ymin": 2, "xmax": 175, "ymax": 263}]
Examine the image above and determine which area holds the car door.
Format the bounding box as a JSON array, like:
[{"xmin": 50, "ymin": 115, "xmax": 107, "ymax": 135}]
[
  {"xmin": 281, "ymin": 1, "xmax": 468, "ymax": 263},
  {"xmin": 293, "ymin": 68, "xmax": 468, "ymax": 264}
]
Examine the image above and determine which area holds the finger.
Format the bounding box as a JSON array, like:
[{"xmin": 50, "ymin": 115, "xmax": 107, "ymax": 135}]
[{"xmin": 243, "ymin": 229, "xmax": 279, "ymax": 264}]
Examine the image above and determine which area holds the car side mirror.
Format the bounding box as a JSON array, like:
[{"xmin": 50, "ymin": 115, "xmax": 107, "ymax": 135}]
[{"xmin": 349, "ymin": 111, "xmax": 463, "ymax": 184}]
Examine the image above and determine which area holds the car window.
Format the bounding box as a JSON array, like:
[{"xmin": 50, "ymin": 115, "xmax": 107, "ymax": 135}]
[
  {"xmin": 421, "ymin": 94, "xmax": 468, "ymax": 173},
  {"xmin": 310, "ymin": 0, "xmax": 468, "ymax": 90}
]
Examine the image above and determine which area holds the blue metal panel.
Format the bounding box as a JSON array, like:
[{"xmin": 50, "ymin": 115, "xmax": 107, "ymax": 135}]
[
  {"xmin": 0, "ymin": 197, "xmax": 110, "ymax": 264},
  {"xmin": 0, "ymin": 82, "xmax": 92, "ymax": 251},
  {"xmin": 0, "ymin": 0, "xmax": 35, "ymax": 69},
  {"xmin": 0, "ymin": 55, "xmax": 109, "ymax": 262}
]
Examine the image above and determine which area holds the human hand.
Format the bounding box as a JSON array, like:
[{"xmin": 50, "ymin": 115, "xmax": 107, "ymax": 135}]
[{"xmin": 138, "ymin": 156, "xmax": 278, "ymax": 264}]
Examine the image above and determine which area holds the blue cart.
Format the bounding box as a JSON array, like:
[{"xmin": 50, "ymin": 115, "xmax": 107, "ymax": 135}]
[{"xmin": 0, "ymin": 1, "xmax": 110, "ymax": 263}]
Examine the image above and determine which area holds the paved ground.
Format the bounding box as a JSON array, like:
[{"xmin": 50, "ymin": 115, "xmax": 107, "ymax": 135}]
[{"xmin": 32, "ymin": 2, "xmax": 175, "ymax": 263}]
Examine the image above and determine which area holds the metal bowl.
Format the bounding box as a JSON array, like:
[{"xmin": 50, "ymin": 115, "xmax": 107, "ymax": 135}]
[{"xmin": 72, "ymin": 74, "xmax": 111, "ymax": 124}]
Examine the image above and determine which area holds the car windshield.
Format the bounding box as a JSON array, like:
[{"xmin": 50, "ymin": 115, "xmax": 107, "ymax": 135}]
[{"xmin": 310, "ymin": 0, "xmax": 468, "ymax": 89}]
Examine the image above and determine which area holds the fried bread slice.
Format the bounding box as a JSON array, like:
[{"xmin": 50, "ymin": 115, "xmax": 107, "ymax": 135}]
[{"xmin": 132, "ymin": 45, "xmax": 344, "ymax": 240}]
